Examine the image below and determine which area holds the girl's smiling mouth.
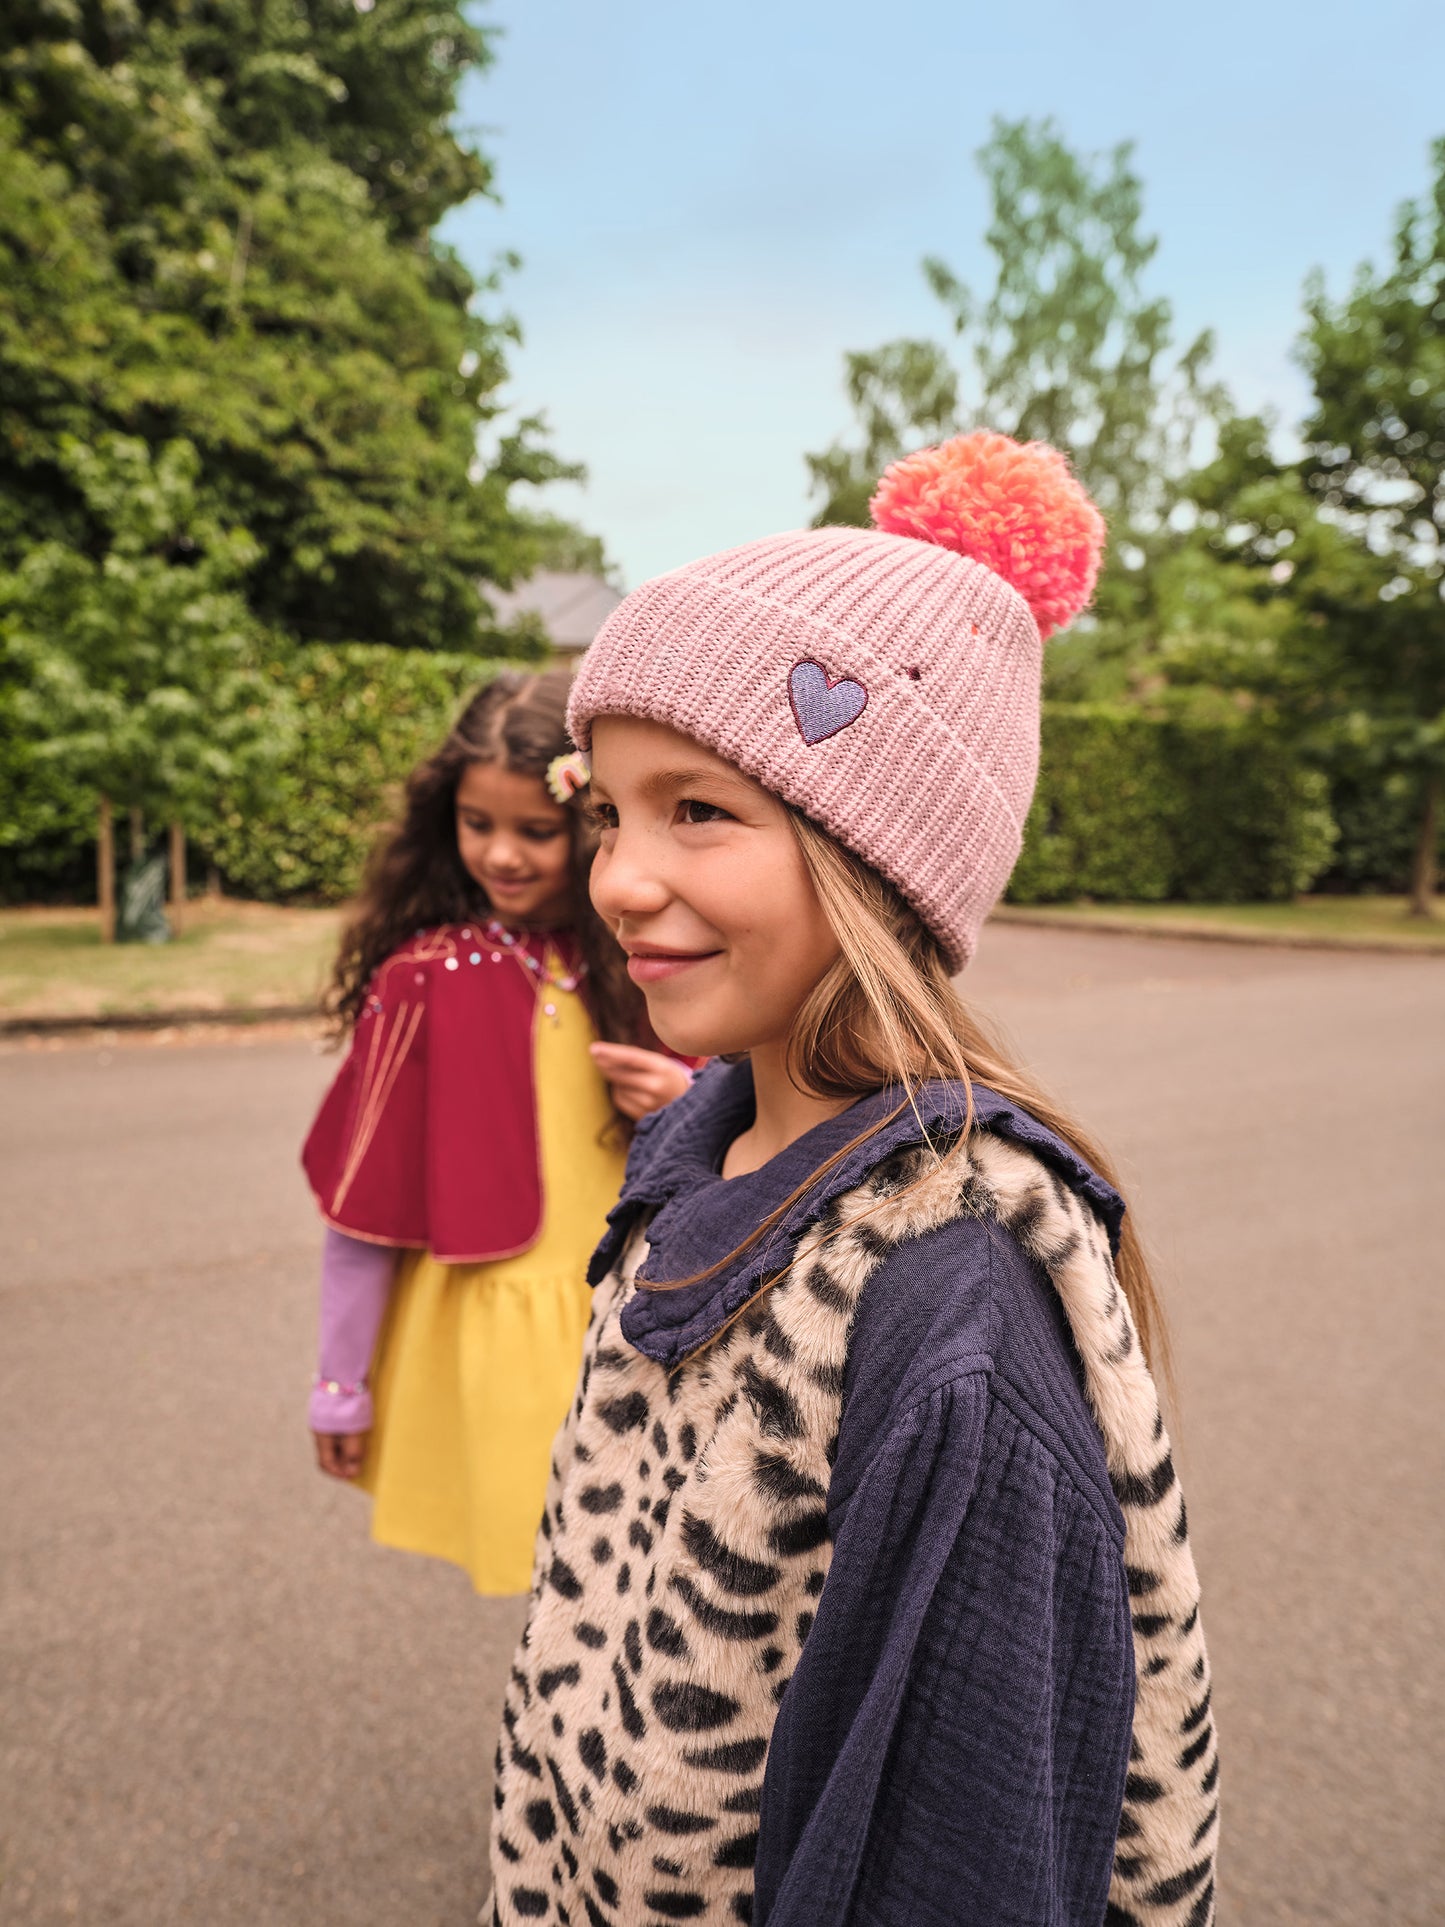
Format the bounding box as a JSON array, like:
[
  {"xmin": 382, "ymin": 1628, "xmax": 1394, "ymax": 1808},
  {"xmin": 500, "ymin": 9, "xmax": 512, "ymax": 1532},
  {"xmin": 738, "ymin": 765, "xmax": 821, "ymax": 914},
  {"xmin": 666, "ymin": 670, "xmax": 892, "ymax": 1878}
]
[{"xmin": 623, "ymin": 942, "xmax": 722, "ymax": 985}]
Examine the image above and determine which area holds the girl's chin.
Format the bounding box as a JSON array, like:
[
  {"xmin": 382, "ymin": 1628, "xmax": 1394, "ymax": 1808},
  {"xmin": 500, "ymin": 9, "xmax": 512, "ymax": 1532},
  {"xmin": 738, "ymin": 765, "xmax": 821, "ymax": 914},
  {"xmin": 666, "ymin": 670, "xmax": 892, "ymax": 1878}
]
[
  {"xmin": 482, "ymin": 883, "xmax": 568, "ymax": 923},
  {"xmin": 642, "ymin": 996, "xmax": 753, "ymax": 1064}
]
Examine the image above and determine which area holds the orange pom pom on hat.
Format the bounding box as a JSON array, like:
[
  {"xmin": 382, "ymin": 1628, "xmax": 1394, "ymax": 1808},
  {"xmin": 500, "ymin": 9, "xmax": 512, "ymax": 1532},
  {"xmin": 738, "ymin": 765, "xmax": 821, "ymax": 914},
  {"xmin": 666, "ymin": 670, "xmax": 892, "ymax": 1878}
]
[{"xmin": 568, "ymin": 431, "xmax": 1105, "ymax": 969}]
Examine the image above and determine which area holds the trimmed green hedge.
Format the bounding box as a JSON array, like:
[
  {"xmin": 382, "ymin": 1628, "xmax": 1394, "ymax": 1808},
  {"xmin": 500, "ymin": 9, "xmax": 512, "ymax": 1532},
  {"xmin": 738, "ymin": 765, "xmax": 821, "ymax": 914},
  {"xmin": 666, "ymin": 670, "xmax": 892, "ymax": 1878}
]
[
  {"xmin": 1315, "ymin": 763, "xmax": 1443, "ymax": 894},
  {"xmin": 0, "ymin": 642, "xmax": 514, "ymax": 903},
  {"xmin": 0, "ymin": 667, "xmax": 1360, "ymax": 910},
  {"xmin": 207, "ymin": 645, "xmax": 511, "ymax": 902},
  {"xmin": 1008, "ymin": 706, "xmax": 1339, "ymax": 904}
]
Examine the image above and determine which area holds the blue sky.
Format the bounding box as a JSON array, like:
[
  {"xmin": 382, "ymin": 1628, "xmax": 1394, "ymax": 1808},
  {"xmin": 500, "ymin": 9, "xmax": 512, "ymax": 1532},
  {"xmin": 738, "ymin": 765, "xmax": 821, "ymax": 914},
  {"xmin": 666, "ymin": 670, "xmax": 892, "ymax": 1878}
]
[{"xmin": 441, "ymin": 0, "xmax": 1445, "ymax": 587}]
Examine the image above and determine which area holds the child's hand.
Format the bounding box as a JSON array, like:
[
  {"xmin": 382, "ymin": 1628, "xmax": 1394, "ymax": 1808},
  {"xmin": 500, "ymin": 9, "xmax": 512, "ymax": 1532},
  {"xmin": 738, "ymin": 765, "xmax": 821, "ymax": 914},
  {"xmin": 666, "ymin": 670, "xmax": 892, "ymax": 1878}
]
[
  {"xmin": 313, "ymin": 1429, "xmax": 369, "ymax": 1481},
  {"xmin": 590, "ymin": 1043, "xmax": 693, "ymax": 1120}
]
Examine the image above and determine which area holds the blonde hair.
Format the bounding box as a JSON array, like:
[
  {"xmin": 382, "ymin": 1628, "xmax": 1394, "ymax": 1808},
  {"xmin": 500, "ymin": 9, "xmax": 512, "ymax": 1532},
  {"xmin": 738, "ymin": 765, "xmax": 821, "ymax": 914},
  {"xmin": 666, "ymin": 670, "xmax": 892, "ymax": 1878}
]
[{"xmin": 658, "ymin": 810, "xmax": 1170, "ymax": 1389}]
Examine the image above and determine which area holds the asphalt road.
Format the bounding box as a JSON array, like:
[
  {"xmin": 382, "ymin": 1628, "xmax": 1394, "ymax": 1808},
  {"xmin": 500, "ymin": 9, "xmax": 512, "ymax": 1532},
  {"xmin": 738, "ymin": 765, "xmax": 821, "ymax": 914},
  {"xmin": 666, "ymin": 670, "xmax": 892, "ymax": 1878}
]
[{"xmin": 2, "ymin": 925, "xmax": 1441, "ymax": 1926}]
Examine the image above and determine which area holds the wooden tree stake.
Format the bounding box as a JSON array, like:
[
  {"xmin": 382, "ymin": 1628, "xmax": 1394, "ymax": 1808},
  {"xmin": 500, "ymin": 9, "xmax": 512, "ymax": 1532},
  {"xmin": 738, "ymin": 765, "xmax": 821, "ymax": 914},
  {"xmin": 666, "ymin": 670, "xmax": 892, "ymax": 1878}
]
[
  {"xmin": 98, "ymin": 794, "xmax": 116, "ymax": 944},
  {"xmin": 1409, "ymin": 772, "xmax": 1439, "ymax": 919},
  {"xmin": 169, "ymin": 820, "xmax": 187, "ymax": 935}
]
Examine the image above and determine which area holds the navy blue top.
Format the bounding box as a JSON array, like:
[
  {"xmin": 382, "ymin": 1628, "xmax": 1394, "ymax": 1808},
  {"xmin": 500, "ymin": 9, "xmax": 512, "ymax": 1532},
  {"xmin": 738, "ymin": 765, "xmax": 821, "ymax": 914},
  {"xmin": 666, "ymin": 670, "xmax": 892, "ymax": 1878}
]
[{"xmin": 597, "ymin": 1062, "xmax": 1137, "ymax": 1927}]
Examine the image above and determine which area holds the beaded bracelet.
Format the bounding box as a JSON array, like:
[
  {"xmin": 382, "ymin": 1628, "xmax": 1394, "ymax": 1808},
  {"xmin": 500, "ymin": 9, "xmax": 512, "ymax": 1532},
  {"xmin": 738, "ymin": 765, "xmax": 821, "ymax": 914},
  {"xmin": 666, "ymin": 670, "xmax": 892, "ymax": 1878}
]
[{"xmin": 311, "ymin": 1373, "xmax": 369, "ymax": 1399}]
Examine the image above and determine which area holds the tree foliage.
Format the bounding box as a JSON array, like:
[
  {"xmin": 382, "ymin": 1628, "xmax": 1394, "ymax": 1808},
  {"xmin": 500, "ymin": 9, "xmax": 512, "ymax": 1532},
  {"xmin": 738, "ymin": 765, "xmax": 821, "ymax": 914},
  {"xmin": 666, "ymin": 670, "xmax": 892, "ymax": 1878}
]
[
  {"xmin": 806, "ymin": 119, "xmax": 1221, "ymax": 541},
  {"xmin": 1298, "ymin": 136, "xmax": 1445, "ymax": 905},
  {"xmin": 804, "ymin": 340, "xmax": 961, "ymax": 532},
  {"xmin": 805, "ymin": 120, "xmax": 1226, "ymax": 709},
  {"xmin": 1161, "ymin": 141, "xmax": 1445, "ymax": 907},
  {"xmin": 2, "ymin": 435, "xmax": 286, "ymax": 832},
  {"xmin": 0, "ymin": 0, "xmax": 576, "ymax": 653},
  {"xmin": 806, "ymin": 119, "xmax": 1445, "ymax": 907}
]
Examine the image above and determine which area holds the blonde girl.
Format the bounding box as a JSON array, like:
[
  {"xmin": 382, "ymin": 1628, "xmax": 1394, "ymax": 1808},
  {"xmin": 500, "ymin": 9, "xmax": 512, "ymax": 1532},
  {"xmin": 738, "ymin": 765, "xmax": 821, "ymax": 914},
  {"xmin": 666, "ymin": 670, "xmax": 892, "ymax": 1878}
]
[{"xmin": 484, "ymin": 437, "xmax": 1217, "ymax": 1925}]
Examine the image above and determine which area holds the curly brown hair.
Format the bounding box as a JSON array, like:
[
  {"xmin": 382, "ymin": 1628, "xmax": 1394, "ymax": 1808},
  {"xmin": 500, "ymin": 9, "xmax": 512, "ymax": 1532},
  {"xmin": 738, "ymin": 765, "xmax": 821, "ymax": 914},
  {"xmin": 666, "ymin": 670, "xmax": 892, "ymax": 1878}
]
[{"xmin": 326, "ymin": 667, "xmax": 649, "ymax": 1073}]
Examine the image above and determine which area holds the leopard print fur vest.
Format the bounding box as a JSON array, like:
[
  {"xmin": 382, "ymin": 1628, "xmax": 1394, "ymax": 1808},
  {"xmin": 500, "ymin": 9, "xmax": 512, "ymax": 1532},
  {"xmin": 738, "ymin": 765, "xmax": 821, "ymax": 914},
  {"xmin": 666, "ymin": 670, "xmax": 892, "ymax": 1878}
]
[{"xmin": 489, "ymin": 1129, "xmax": 1218, "ymax": 1926}]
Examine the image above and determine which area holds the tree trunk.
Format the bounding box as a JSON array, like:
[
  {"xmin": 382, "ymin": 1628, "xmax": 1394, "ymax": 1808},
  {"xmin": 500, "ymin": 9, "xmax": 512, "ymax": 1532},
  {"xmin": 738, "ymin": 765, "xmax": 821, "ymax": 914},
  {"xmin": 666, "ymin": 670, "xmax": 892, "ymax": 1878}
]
[
  {"xmin": 169, "ymin": 820, "xmax": 186, "ymax": 935},
  {"xmin": 98, "ymin": 795, "xmax": 116, "ymax": 943},
  {"xmin": 1408, "ymin": 771, "xmax": 1439, "ymax": 919},
  {"xmin": 129, "ymin": 805, "xmax": 145, "ymax": 863}
]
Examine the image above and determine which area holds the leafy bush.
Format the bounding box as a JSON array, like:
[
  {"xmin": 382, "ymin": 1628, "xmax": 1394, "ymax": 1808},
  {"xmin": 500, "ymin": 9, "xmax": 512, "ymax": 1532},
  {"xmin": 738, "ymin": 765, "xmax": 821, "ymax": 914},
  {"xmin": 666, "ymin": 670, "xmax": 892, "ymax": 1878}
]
[
  {"xmin": 1009, "ymin": 706, "xmax": 1338, "ymax": 904},
  {"xmin": 206, "ymin": 645, "xmax": 512, "ymax": 902}
]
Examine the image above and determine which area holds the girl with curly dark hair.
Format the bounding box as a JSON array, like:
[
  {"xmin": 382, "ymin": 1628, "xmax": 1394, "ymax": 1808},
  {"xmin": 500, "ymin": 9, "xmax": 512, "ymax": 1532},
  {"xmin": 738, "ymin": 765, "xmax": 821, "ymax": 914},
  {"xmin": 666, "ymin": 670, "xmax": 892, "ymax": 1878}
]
[{"xmin": 300, "ymin": 666, "xmax": 692, "ymax": 1593}]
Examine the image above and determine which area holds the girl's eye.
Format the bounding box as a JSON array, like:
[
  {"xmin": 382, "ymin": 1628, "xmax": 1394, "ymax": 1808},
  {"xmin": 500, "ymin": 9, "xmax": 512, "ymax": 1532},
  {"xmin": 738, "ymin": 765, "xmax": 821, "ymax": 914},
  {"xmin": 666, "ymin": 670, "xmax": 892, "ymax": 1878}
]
[
  {"xmin": 681, "ymin": 798, "xmax": 731, "ymax": 826},
  {"xmin": 585, "ymin": 802, "xmax": 618, "ymax": 831},
  {"xmin": 522, "ymin": 825, "xmax": 565, "ymax": 842}
]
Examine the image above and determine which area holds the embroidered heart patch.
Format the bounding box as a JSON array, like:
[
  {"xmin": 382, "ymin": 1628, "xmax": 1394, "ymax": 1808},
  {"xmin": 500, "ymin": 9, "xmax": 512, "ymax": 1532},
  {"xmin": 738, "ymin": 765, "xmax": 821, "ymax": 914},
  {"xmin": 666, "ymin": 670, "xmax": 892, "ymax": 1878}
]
[{"xmin": 788, "ymin": 659, "xmax": 868, "ymax": 745}]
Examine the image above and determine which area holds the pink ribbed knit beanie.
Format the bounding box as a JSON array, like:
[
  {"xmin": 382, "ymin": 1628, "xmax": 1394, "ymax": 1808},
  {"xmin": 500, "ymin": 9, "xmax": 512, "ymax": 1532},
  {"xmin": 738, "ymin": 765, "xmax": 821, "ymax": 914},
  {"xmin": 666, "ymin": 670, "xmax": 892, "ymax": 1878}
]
[{"xmin": 568, "ymin": 432, "xmax": 1105, "ymax": 969}]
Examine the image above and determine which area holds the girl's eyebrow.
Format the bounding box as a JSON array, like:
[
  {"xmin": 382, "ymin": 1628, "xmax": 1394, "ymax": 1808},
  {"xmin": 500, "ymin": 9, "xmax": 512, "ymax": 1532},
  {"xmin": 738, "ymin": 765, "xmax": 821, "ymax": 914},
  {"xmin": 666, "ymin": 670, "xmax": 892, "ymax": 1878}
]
[
  {"xmin": 637, "ymin": 764, "xmax": 756, "ymax": 801},
  {"xmin": 456, "ymin": 804, "xmax": 563, "ymax": 829}
]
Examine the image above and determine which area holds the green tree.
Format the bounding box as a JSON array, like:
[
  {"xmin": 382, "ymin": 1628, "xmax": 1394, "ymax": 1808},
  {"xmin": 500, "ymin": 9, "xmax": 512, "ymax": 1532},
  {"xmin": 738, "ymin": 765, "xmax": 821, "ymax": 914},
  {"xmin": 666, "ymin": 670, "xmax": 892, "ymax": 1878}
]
[
  {"xmin": 1161, "ymin": 143, "xmax": 1445, "ymax": 915},
  {"xmin": 806, "ymin": 118, "xmax": 1221, "ymax": 552},
  {"xmin": 0, "ymin": 1, "xmax": 578, "ymax": 654},
  {"xmin": 1296, "ymin": 137, "xmax": 1445, "ymax": 913},
  {"xmin": 803, "ymin": 340, "xmax": 961, "ymax": 532},
  {"xmin": 1147, "ymin": 414, "xmax": 1311, "ymax": 718},
  {"xmin": 2, "ymin": 435, "xmax": 289, "ymax": 928}
]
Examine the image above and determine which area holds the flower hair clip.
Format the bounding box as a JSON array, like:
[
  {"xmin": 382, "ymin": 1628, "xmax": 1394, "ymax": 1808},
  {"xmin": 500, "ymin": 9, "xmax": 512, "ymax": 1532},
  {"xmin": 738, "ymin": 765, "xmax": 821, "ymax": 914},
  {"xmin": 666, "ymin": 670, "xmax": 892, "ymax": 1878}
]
[{"xmin": 546, "ymin": 749, "xmax": 591, "ymax": 804}]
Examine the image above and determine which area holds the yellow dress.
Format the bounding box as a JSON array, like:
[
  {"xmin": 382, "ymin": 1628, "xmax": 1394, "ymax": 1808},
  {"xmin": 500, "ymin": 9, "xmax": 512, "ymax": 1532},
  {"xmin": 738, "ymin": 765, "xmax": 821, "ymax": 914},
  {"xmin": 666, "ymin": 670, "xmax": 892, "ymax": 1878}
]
[{"xmin": 357, "ymin": 970, "xmax": 626, "ymax": 1594}]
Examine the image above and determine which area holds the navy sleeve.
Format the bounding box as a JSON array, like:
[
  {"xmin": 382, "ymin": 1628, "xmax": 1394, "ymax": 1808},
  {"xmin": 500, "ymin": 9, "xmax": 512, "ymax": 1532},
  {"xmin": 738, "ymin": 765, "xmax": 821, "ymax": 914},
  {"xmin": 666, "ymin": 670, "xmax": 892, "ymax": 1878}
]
[{"xmin": 754, "ymin": 1372, "xmax": 1136, "ymax": 1927}]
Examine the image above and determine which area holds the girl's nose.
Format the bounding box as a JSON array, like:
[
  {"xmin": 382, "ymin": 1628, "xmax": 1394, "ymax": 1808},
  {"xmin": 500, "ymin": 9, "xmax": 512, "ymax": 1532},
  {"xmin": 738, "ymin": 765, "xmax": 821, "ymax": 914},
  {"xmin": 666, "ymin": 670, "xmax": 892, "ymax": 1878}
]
[
  {"xmin": 589, "ymin": 828, "xmax": 670, "ymax": 923},
  {"xmin": 485, "ymin": 833, "xmax": 528, "ymax": 873}
]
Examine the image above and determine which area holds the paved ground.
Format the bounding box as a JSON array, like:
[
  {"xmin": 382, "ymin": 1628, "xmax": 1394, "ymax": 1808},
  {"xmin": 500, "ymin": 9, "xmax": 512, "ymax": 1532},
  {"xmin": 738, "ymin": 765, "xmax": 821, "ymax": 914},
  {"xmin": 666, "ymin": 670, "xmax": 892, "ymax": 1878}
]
[{"xmin": 1, "ymin": 925, "xmax": 1441, "ymax": 1926}]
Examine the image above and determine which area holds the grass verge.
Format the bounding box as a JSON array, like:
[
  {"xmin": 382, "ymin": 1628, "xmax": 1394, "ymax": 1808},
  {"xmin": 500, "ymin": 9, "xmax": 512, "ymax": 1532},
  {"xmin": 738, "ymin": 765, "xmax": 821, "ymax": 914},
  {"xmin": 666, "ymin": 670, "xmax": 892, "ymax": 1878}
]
[
  {"xmin": 3, "ymin": 890, "xmax": 1439, "ymax": 1027},
  {"xmin": 993, "ymin": 894, "xmax": 1445, "ymax": 950},
  {"xmin": 0, "ymin": 899, "xmax": 342, "ymax": 1019}
]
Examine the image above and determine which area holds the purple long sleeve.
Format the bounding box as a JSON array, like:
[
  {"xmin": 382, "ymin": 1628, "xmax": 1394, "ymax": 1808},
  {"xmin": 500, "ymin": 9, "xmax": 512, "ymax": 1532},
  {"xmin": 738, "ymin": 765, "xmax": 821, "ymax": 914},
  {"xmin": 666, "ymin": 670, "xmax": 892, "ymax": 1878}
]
[{"xmin": 308, "ymin": 1228, "xmax": 399, "ymax": 1434}]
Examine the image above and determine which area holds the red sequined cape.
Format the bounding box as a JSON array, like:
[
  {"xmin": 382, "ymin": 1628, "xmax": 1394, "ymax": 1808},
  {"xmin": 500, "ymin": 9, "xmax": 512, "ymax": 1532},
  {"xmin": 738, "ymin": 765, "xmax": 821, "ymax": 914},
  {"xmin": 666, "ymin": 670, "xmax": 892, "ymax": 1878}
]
[{"xmin": 302, "ymin": 924, "xmax": 577, "ymax": 1265}]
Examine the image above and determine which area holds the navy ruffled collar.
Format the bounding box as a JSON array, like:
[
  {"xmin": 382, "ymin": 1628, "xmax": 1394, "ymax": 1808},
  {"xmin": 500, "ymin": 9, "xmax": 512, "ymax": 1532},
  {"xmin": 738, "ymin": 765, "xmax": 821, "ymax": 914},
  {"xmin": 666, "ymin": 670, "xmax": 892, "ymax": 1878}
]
[{"xmin": 592, "ymin": 1060, "xmax": 1125, "ymax": 1369}]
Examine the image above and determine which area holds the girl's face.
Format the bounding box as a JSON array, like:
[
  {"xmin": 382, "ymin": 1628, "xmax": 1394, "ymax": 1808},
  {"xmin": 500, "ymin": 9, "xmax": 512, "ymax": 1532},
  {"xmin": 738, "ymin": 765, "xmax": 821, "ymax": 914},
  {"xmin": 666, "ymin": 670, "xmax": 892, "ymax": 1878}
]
[
  {"xmin": 455, "ymin": 760, "xmax": 573, "ymax": 926},
  {"xmin": 587, "ymin": 716, "xmax": 841, "ymax": 1059}
]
